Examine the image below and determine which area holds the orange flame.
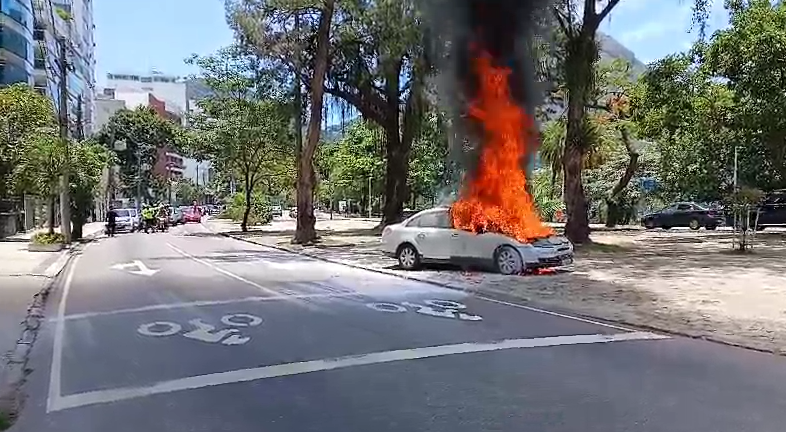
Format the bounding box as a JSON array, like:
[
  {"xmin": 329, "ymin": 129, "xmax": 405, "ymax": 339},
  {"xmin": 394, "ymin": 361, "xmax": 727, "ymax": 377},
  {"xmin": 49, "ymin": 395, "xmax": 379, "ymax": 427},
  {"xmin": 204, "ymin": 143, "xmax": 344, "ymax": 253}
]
[{"xmin": 450, "ymin": 51, "xmax": 554, "ymax": 243}]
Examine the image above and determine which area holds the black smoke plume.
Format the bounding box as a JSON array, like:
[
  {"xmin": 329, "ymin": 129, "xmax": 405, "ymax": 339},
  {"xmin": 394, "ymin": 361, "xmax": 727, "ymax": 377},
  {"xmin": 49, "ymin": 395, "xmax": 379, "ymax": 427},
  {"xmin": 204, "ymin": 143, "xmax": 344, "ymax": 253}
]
[{"xmin": 419, "ymin": 0, "xmax": 556, "ymax": 203}]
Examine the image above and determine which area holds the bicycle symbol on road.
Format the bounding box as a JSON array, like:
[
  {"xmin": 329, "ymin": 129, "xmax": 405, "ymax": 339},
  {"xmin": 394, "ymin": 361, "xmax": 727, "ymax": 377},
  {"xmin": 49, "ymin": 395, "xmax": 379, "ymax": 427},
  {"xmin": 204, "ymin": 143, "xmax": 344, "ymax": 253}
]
[
  {"xmin": 366, "ymin": 299, "xmax": 483, "ymax": 321},
  {"xmin": 136, "ymin": 313, "xmax": 263, "ymax": 346}
]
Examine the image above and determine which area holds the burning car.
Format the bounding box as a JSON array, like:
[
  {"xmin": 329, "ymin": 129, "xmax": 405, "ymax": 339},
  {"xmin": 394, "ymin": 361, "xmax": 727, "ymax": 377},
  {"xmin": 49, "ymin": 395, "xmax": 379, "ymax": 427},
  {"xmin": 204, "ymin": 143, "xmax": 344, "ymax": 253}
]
[{"xmin": 381, "ymin": 207, "xmax": 574, "ymax": 275}]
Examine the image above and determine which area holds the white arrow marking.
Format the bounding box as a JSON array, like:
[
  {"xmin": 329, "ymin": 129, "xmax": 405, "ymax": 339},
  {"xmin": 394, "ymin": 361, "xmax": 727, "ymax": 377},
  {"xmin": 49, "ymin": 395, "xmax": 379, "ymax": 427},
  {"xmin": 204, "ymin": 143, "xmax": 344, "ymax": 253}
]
[{"xmin": 110, "ymin": 260, "xmax": 159, "ymax": 276}]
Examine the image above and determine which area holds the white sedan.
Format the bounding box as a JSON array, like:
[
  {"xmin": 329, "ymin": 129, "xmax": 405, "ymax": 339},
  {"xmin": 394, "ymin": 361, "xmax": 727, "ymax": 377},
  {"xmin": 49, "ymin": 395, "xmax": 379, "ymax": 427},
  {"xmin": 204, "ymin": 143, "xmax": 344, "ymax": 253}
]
[{"xmin": 381, "ymin": 207, "xmax": 574, "ymax": 275}]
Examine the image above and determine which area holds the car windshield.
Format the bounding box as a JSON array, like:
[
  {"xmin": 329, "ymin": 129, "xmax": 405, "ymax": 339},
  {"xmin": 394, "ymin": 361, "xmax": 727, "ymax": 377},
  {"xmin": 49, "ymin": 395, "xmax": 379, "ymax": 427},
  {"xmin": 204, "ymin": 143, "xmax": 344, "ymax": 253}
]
[{"xmin": 115, "ymin": 209, "xmax": 130, "ymax": 217}]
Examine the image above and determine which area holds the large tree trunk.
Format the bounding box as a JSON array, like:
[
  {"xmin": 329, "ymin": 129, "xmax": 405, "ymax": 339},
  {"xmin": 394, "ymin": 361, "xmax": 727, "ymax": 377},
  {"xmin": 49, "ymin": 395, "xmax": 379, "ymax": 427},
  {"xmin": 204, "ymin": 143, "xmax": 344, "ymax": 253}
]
[
  {"xmin": 294, "ymin": 0, "xmax": 334, "ymax": 244},
  {"xmin": 562, "ymin": 31, "xmax": 597, "ymax": 245},
  {"xmin": 47, "ymin": 195, "xmax": 56, "ymax": 235},
  {"xmin": 605, "ymin": 126, "xmax": 639, "ymax": 227},
  {"xmin": 241, "ymin": 174, "xmax": 251, "ymax": 232},
  {"xmin": 381, "ymin": 62, "xmax": 422, "ymax": 226}
]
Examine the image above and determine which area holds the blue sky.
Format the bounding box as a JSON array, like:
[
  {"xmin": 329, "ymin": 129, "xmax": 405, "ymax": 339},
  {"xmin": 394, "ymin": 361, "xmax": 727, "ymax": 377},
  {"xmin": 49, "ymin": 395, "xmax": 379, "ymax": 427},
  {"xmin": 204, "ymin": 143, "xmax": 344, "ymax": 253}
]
[{"xmin": 94, "ymin": 0, "xmax": 730, "ymax": 87}]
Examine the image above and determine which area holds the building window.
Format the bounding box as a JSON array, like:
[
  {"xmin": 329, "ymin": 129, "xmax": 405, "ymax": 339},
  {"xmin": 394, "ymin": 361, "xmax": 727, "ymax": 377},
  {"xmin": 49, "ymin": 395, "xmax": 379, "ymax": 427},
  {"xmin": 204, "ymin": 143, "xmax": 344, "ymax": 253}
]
[
  {"xmin": 0, "ymin": 25, "xmax": 31, "ymax": 62},
  {"xmin": 0, "ymin": 61, "xmax": 30, "ymax": 85},
  {"xmin": 1, "ymin": 0, "xmax": 33, "ymax": 28}
]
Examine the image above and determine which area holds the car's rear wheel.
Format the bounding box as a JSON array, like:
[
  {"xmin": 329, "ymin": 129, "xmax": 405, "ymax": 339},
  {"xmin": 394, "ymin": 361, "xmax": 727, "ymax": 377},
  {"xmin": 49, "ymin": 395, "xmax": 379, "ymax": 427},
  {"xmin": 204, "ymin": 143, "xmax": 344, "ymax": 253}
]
[
  {"xmin": 396, "ymin": 243, "xmax": 420, "ymax": 270},
  {"xmin": 495, "ymin": 245, "xmax": 523, "ymax": 275},
  {"xmin": 689, "ymin": 219, "xmax": 701, "ymax": 230},
  {"xmin": 644, "ymin": 219, "xmax": 656, "ymax": 229}
]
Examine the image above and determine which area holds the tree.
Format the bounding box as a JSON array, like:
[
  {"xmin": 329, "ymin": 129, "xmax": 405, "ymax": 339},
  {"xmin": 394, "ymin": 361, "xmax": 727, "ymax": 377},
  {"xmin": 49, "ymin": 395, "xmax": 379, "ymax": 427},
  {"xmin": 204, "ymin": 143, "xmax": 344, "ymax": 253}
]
[
  {"xmin": 95, "ymin": 107, "xmax": 182, "ymax": 204},
  {"xmin": 551, "ymin": 0, "xmax": 712, "ymax": 243},
  {"xmin": 189, "ymin": 48, "xmax": 294, "ymax": 232},
  {"xmin": 322, "ymin": 0, "xmax": 427, "ymax": 225},
  {"xmin": 0, "ymin": 84, "xmax": 57, "ymax": 198},
  {"xmin": 227, "ymin": 0, "xmax": 336, "ymax": 242},
  {"xmin": 13, "ymin": 131, "xmax": 67, "ymax": 234},
  {"xmin": 229, "ymin": 0, "xmax": 428, "ymax": 227},
  {"xmin": 703, "ymin": 0, "xmax": 786, "ymax": 189},
  {"xmin": 69, "ymin": 140, "xmax": 114, "ymax": 239},
  {"xmin": 317, "ymin": 120, "xmax": 385, "ymax": 211},
  {"xmin": 633, "ymin": 53, "xmax": 739, "ymax": 201}
]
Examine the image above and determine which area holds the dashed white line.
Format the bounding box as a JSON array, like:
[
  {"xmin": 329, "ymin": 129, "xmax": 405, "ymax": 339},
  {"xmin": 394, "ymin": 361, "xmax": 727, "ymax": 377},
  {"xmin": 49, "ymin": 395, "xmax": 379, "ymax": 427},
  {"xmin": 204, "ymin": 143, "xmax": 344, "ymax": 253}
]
[
  {"xmin": 166, "ymin": 242, "xmax": 284, "ymax": 296},
  {"xmin": 52, "ymin": 292, "xmax": 363, "ymax": 322},
  {"xmin": 49, "ymin": 331, "xmax": 668, "ymax": 412},
  {"xmin": 476, "ymin": 296, "xmax": 635, "ymax": 332}
]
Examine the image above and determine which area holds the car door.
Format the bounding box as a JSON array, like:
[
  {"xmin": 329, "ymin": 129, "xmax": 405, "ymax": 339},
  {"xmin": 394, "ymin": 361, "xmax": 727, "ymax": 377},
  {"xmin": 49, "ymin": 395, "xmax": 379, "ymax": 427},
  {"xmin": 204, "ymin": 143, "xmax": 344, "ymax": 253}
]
[
  {"xmin": 671, "ymin": 203, "xmax": 694, "ymax": 226},
  {"xmin": 408, "ymin": 210, "xmax": 454, "ymax": 260},
  {"xmin": 757, "ymin": 192, "xmax": 786, "ymax": 225}
]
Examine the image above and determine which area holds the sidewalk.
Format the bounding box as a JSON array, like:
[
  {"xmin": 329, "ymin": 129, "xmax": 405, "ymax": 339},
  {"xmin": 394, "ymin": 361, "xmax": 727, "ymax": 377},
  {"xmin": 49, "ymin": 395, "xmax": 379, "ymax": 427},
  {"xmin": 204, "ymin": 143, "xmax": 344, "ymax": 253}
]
[
  {"xmin": 205, "ymin": 217, "xmax": 786, "ymax": 355},
  {"xmin": 0, "ymin": 222, "xmax": 104, "ymax": 416}
]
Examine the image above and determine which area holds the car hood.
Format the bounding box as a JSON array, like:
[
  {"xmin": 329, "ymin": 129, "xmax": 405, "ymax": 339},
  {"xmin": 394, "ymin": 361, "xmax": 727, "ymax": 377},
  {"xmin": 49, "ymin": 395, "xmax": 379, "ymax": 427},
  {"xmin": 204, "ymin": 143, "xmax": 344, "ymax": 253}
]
[{"xmin": 530, "ymin": 235, "xmax": 572, "ymax": 248}]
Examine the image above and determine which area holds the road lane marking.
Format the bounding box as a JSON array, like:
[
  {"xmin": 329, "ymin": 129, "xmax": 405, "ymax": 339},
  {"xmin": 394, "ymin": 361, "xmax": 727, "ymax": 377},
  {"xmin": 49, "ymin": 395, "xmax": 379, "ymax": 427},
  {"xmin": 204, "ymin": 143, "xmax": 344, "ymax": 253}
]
[
  {"xmin": 166, "ymin": 242, "xmax": 284, "ymax": 296},
  {"xmin": 47, "ymin": 249, "xmax": 86, "ymax": 412},
  {"xmin": 50, "ymin": 331, "xmax": 669, "ymax": 412},
  {"xmin": 476, "ymin": 296, "xmax": 636, "ymax": 332},
  {"xmin": 51, "ymin": 292, "xmax": 363, "ymax": 322}
]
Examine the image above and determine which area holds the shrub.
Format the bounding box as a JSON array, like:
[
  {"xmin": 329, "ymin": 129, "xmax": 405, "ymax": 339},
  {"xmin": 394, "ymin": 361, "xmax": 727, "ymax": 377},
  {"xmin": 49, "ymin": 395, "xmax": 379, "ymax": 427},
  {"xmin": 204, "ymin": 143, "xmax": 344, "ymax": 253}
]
[
  {"xmin": 31, "ymin": 232, "xmax": 65, "ymax": 245},
  {"xmin": 225, "ymin": 192, "xmax": 273, "ymax": 226}
]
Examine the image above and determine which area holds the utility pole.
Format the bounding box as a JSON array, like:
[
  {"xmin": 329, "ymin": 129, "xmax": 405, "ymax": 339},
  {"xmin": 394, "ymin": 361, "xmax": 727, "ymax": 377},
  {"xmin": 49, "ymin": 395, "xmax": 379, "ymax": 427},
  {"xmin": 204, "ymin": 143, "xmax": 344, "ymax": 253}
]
[
  {"xmin": 135, "ymin": 145, "xmax": 142, "ymax": 212},
  {"xmin": 57, "ymin": 36, "xmax": 71, "ymax": 243}
]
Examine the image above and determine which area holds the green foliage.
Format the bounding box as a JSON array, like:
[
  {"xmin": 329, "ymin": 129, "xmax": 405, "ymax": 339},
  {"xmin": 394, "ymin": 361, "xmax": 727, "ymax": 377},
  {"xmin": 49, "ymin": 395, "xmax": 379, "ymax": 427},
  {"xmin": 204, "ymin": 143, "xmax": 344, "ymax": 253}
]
[
  {"xmin": 0, "ymin": 84, "xmax": 57, "ymax": 197},
  {"xmin": 13, "ymin": 131, "xmax": 67, "ymax": 198},
  {"xmin": 95, "ymin": 107, "xmax": 184, "ymax": 202},
  {"xmin": 70, "ymin": 140, "xmax": 115, "ymax": 238},
  {"xmin": 31, "ymin": 232, "xmax": 66, "ymax": 245},
  {"xmin": 316, "ymin": 120, "xmax": 385, "ymax": 208},
  {"xmin": 633, "ymin": 1, "xmax": 786, "ymax": 201},
  {"xmin": 530, "ymin": 168, "xmax": 563, "ymax": 221},
  {"xmin": 174, "ymin": 179, "xmax": 205, "ymax": 206},
  {"xmin": 223, "ymin": 192, "xmax": 272, "ymax": 225},
  {"xmin": 188, "ymin": 47, "xmax": 294, "ymax": 230}
]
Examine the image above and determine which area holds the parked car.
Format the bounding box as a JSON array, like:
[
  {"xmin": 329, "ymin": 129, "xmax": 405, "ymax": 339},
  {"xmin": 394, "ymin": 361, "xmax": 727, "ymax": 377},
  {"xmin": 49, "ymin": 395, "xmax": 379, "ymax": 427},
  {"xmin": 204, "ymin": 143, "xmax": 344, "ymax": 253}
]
[
  {"xmin": 641, "ymin": 202, "xmax": 723, "ymax": 230},
  {"xmin": 380, "ymin": 207, "xmax": 574, "ymax": 275},
  {"xmin": 727, "ymin": 189, "xmax": 786, "ymax": 230},
  {"xmin": 169, "ymin": 207, "xmax": 184, "ymax": 225},
  {"xmin": 114, "ymin": 208, "xmax": 138, "ymax": 232},
  {"xmin": 183, "ymin": 208, "xmax": 202, "ymax": 223},
  {"xmin": 270, "ymin": 205, "xmax": 283, "ymax": 217}
]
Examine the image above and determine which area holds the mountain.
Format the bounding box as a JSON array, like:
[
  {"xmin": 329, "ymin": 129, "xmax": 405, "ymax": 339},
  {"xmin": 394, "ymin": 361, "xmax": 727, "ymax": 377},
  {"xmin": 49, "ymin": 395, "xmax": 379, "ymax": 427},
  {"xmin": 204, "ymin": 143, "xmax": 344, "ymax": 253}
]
[{"xmin": 598, "ymin": 32, "xmax": 647, "ymax": 76}]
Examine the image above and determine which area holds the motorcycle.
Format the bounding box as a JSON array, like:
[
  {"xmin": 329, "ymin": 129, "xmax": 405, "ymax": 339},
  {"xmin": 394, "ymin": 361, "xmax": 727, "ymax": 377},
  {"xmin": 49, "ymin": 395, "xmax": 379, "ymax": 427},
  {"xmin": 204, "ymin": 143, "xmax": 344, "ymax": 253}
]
[{"xmin": 157, "ymin": 216, "xmax": 169, "ymax": 232}]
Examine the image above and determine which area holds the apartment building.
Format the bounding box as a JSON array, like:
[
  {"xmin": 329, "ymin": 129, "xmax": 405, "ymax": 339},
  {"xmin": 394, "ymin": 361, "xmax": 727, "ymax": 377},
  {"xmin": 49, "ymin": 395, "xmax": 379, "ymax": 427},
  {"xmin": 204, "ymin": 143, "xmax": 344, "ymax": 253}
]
[
  {"xmin": 0, "ymin": 0, "xmax": 35, "ymax": 86},
  {"xmin": 31, "ymin": 0, "xmax": 96, "ymax": 133}
]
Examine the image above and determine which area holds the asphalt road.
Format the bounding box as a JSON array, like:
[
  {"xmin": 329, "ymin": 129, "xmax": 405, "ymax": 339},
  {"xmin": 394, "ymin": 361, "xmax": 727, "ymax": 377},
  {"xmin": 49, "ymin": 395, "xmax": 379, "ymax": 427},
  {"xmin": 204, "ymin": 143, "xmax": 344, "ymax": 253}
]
[{"xmin": 10, "ymin": 222, "xmax": 786, "ymax": 432}]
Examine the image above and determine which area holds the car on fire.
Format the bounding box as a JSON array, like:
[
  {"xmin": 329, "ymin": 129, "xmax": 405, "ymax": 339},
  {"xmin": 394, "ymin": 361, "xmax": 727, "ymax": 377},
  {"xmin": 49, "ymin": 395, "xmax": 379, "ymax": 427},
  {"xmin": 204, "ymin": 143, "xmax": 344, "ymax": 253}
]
[{"xmin": 380, "ymin": 207, "xmax": 574, "ymax": 275}]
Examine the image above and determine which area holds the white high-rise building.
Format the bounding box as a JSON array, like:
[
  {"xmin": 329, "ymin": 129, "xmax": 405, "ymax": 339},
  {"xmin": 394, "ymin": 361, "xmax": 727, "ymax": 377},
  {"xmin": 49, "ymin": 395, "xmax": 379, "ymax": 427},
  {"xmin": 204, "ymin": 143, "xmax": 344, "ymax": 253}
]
[
  {"xmin": 104, "ymin": 70, "xmax": 188, "ymax": 114},
  {"xmin": 32, "ymin": 0, "xmax": 96, "ymax": 133}
]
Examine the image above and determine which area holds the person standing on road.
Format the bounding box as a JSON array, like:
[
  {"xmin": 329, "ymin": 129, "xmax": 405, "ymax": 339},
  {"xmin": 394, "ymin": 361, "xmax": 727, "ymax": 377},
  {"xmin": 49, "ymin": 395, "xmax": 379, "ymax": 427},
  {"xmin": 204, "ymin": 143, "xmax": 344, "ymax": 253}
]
[
  {"xmin": 142, "ymin": 205, "xmax": 156, "ymax": 233},
  {"xmin": 106, "ymin": 206, "xmax": 117, "ymax": 237}
]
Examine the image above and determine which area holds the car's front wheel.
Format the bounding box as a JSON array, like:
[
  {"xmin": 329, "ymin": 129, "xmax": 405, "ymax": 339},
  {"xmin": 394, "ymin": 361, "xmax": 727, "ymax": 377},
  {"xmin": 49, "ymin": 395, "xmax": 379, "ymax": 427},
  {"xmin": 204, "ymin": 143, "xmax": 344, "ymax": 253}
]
[
  {"xmin": 396, "ymin": 243, "xmax": 421, "ymax": 270},
  {"xmin": 495, "ymin": 245, "xmax": 523, "ymax": 275}
]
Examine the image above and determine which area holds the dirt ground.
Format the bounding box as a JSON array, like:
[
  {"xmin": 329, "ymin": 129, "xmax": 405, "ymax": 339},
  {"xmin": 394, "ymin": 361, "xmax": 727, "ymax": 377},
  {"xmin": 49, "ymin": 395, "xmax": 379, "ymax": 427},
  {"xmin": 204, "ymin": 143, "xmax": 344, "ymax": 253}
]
[{"xmin": 209, "ymin": 218, "xmax": 786, "ymax": 354}]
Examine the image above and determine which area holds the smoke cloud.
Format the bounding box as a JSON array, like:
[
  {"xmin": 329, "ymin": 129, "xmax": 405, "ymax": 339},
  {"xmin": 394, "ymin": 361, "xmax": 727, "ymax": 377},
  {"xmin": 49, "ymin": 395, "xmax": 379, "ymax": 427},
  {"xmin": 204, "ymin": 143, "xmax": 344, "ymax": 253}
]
[{"xmin": 419, "ymin": 0, "xmax": 557, "ymax": 205}]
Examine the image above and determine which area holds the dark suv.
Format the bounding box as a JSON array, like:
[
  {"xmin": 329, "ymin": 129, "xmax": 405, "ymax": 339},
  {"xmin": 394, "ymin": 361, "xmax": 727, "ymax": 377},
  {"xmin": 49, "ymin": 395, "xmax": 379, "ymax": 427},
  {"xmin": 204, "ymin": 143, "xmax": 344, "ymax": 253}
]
[{"xmin": 730, "ymin": 189, "xmax": 786, "ymax": 229}]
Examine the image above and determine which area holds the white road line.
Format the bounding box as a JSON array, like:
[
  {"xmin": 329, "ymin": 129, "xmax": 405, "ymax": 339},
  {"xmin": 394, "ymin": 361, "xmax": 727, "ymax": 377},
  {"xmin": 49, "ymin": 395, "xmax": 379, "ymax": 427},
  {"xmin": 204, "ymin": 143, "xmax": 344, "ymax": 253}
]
[
  {"xmin": 476, "ymin": 296, "xmax": 636, "ymax": 332},
  {"xmin": 49, "ymin": 331, "xmax": 668, "ymax": 412},
  {"xmin": 46, "ymin": 250, "xmax": 86, "ymax": 413},
  {"xmin": 166, "ymin": 242, "xmax": 283, "ymax": 296},
  {"xmin": 52, "ymin": 292, "xmax": 363, "ymax": 321}
]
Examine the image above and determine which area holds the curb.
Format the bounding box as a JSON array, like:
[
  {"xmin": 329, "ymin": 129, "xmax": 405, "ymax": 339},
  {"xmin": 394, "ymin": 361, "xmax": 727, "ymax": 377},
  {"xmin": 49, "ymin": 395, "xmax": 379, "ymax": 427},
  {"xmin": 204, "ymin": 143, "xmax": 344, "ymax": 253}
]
[
  {"xmin": 0, "ymin": 231, "xmax": 99, "ymax": 424},
  {"xmin": 209, "ymin": 224, "xmax": 785, "ymax": 358}
]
